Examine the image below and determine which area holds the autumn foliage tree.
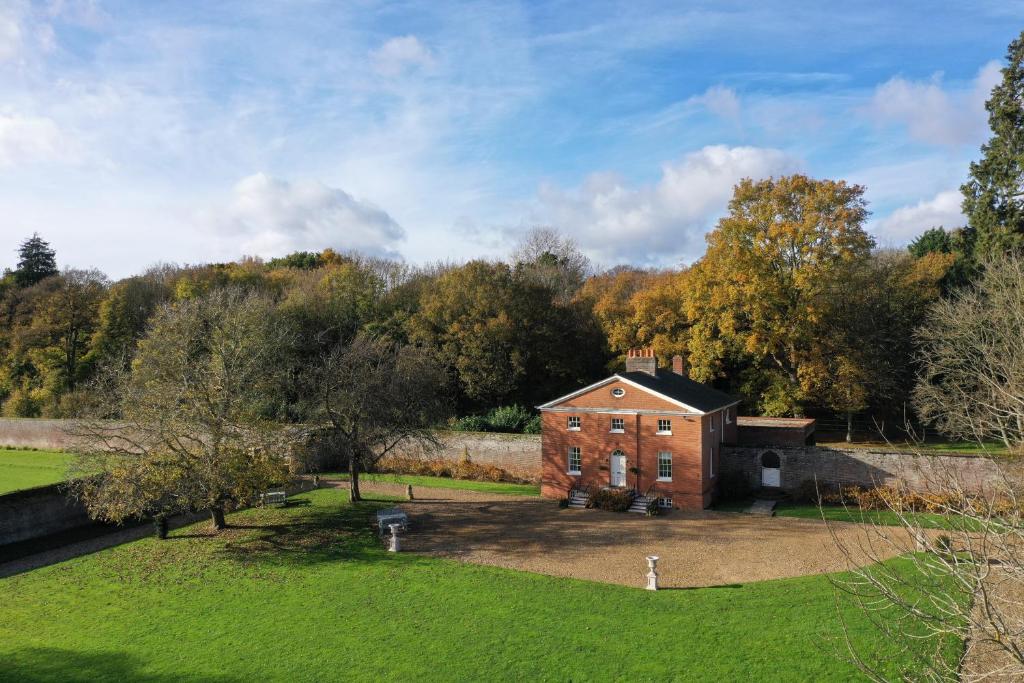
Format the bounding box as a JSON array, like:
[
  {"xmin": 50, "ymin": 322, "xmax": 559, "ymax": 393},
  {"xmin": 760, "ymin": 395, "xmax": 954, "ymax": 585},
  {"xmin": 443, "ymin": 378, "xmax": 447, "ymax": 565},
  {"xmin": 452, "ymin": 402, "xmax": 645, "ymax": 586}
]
[{"xmin": 686, "ymin": 175, "xmax": 875, "ymax": 416}]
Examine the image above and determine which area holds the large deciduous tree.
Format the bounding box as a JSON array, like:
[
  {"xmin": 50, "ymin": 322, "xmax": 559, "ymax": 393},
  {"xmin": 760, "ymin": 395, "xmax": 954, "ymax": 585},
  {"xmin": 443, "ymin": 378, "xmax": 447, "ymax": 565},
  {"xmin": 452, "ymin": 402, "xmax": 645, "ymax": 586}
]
[
  {"xmin": 962, "ymin": 30, "xmax": 1024, "ymax": 258},
  {"xmin": 686, "ymin": 174, "xmax": 874, "ymax": 415},
  {"xmin": 304, "ymin": 335, "xmax": 450, "ymax": 502},
  {"xmin": 71, "ymin": 288, "xmax": 294, "ymax": 530}
]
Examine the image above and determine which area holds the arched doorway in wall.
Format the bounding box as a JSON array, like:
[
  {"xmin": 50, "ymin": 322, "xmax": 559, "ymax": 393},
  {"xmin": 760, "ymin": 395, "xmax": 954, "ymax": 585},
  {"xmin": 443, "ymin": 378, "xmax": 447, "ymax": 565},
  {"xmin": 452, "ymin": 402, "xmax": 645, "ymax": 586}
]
[{"xmin": 760, "ymin": 451, "xmax": 781, "ymax": 488}]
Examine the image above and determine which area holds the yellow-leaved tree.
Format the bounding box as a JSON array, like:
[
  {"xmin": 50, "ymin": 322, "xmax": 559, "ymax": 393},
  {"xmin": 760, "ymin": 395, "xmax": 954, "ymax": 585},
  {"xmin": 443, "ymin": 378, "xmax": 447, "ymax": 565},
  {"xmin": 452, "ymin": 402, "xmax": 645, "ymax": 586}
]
[{"xmin": 686, "ymin": 174, "xmax": 874, "ymax": 416}]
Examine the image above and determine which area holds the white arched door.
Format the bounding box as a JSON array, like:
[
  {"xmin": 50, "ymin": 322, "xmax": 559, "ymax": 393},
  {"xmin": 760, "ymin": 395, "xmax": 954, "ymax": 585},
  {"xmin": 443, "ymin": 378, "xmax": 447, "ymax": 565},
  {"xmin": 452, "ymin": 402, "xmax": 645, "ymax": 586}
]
[{"xmin": 760, "ymin": 451, "xmax": 781, "ymax": 488}]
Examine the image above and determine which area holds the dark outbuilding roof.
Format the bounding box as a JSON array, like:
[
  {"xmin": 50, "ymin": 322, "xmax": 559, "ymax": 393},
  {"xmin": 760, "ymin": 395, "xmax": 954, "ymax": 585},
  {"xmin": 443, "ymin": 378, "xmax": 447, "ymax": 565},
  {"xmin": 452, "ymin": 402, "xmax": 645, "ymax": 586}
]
[{"xmin": 616, "ymin": 370, "xmax": 738, "ymax": 413}]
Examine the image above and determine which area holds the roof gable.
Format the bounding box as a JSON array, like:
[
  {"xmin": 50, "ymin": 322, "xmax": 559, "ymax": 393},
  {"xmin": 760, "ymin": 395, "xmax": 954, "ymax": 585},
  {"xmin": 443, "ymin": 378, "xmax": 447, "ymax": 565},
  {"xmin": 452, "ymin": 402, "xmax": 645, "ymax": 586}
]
[{"xmin": 538, "ymin": 371, "xmax": 738, "ymax": 414}]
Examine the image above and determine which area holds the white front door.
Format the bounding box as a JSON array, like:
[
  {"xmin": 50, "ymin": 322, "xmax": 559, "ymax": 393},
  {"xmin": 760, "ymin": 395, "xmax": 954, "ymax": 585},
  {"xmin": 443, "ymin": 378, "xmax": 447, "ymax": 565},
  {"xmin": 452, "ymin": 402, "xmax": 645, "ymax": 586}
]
[
  {"xmin": 610, "ymin": 453, "xmax": 627, "ymax": 487},
  {"xmin": 761, "ymin": 467, "xmax": 781, "ymax": 488}
]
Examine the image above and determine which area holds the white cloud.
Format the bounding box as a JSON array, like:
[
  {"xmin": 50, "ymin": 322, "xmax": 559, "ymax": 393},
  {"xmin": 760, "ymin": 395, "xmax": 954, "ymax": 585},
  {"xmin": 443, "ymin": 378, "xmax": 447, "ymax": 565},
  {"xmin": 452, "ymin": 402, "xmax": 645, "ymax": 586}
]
[
  {"xmin": 867, "ymin": 61, "xmax": 1001, "ymax": 145},
  {"xmin": 531, "ymin": 145, "xmax": 801, "ymax": 265},
  {"xmin": 0, "ymin": 5, "xmax": 24, "ymax": 63},
  {"xmin": 210, "ymin": 173, "xmax": 406, "ymax": 260},
  {"xmin": 873, "ymin": 189, "xmax": 964, "ymax": 243},
  {"xmin": 370, "ymin": 35, "xmax": 435, "ymax": 77},
  {"xmin": 688, "ymin": 85, "xmax": 741, "ymax": 124},
  {"xmin": 0, "ymin": 113, "xmax": 73, "ymax": 166}
]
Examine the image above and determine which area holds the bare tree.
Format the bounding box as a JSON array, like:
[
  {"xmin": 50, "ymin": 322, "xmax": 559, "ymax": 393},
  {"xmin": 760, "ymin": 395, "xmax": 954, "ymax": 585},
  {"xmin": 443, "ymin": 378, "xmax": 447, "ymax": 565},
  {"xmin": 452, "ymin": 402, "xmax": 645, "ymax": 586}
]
[
  {"xmin": 913, "ymin": 253, "xmax": 1024, "ymax": 453},
  {"xmin": 69, "ymin": 288, "xmax": 295, "ymax": 531},
  {"xmin": 304, "ymin": 334, "xmax": 450, "ymax": 502},
  {"xmin": 512, "ymin": 227, "xmax": 592, "ymax": 304},
  {"xmin": 825, "ymin": 458, "xmax": 1023, "ymax": 682}
]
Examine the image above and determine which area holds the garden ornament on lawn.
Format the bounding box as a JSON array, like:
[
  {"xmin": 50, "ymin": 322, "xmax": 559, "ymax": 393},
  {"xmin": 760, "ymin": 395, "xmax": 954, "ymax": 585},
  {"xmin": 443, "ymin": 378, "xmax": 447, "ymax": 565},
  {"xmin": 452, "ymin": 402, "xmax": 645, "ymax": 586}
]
[
  {"xmin": 388, "ymin": 523, "xmax": 402, "ymax": 552},
  {"xmin": 406, "ymin": 484, "xmax": 414, "ymax": 500},
  {"xmin": 645, "ymin": 556, "xmax": 660, "ymax": 591}
]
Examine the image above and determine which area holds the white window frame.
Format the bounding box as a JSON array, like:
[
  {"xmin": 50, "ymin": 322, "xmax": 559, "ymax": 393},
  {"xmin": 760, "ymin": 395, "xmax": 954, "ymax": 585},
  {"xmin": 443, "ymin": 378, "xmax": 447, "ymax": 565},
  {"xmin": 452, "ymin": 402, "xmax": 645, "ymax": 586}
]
[
  {"xmin": 611, "ymin": 387, "xmax": 626, "ymax": 398},
  {"xmin": 656, "ymin": 418, "xmax": 672, "ymax": 435},
  {"xmin": 709, "ymin": 445, "xmax": 716, "ymax": 479},
  {"xmin": 610, "ymin": 417, "xmax": 625, "ymax": 433},
  {"xmin": 657, "ymin": 451, "xmax": 673, "ymax": 482},
  {"xmin": 658, "ymin": 497, "xmax": 673, "ymax": 509},
  {"xmin": 567, "ymin": 416, "xmax": 581, "ymax": 431},
  {"xmin": 568, "ymin": 447, "xmax": 581, "ymax": 475}
]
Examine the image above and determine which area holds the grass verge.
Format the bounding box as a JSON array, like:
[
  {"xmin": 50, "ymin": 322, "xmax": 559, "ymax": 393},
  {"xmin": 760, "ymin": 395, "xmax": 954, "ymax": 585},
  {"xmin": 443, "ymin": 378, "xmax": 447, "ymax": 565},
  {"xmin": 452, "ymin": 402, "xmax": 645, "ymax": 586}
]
[
  {"xmin": 320, "ymin": 472, "xmax": 540, "ymax": 496},
  {"xmin": 0, "ymin": 448, "xmax": 74, "ymax": 495},
  {"xmin": 715, "ymin": 500, "xmax": 960, "ymax": 530},
  {"xmin": 0, "ymin": 488, "xmax": 960, "ymax": 681}
]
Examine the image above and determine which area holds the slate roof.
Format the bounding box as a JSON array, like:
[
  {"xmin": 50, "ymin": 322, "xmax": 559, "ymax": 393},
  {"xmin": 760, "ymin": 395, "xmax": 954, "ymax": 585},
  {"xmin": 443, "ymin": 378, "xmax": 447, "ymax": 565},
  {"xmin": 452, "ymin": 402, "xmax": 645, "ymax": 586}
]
[{"xmin": 616, "ymin": 370, "xmax": 738, "ymax": 413}]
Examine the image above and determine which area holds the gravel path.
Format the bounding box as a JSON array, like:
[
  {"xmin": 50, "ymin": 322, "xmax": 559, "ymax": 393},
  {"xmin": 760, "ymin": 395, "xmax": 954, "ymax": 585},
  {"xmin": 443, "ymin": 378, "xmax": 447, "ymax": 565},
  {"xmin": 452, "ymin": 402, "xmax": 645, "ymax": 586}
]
[{"xmin": 341, "ymin": 481, "xmax": 918, "ymax": 589}]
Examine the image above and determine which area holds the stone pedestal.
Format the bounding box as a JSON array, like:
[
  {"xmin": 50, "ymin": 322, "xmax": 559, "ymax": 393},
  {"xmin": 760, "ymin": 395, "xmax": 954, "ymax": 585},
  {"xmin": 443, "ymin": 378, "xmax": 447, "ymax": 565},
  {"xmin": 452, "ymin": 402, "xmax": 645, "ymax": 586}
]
[
  {"xmin": 645, "ymin": 555, "xmax": 659, "ymax": 591},
  {"xmin": 388, "ymin": 523, "xmax": 402, "ymax": 552}
]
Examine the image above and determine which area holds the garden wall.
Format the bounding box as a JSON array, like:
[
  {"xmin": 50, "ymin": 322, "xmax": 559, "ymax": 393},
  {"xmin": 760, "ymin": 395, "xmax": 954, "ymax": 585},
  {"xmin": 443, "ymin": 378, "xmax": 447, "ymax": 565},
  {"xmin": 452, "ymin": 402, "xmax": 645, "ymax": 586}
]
[
  {"xmin": 0, "ymin": 483, "xmax": 93, "ymax": 548},
  {"xmin": 721, "ymin": 445, "xmax": 1019, "ymax": 495},
  {"xmin": 386, "ymin": 431, "xmax": 543, "ymax": 482},
  {"xmin": 0, "ymin": 418, "xmax": 85, "ymax": 450}
]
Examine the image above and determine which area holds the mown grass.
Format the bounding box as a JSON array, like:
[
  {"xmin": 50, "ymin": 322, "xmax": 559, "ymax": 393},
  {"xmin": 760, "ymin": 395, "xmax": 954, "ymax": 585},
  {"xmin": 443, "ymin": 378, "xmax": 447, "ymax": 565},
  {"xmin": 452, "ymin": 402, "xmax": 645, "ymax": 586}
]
[
  {"xmin": 0, "ymin": 448, "xmax": 74, "ymax": 495},
  {"xmin": 321, "ymin": 472, "xmax": 540, "ymax": 496},
  {"xmin": 817, "ymin": 439, "xmax": 1010, "ymax": 457},
  {"xmin": 1, "ymin": 488, "xmax": 961, "ymax": 682}
]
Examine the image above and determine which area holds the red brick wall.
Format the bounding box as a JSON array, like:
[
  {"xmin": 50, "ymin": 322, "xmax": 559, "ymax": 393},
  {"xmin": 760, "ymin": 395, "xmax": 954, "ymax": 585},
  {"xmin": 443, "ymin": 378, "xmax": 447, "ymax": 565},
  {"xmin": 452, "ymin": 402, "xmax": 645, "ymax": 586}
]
[{"xmin": 541, "ymin": 407, "xmax": 710, "ymax": 511}]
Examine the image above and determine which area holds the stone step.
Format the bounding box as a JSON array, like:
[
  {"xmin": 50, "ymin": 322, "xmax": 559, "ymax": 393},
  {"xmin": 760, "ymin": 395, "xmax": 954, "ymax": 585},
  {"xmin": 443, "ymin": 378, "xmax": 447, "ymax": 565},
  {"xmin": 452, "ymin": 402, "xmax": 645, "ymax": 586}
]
[{"xmin": 747, "ymin": 499, "xmax": 777, "ymax": 516}]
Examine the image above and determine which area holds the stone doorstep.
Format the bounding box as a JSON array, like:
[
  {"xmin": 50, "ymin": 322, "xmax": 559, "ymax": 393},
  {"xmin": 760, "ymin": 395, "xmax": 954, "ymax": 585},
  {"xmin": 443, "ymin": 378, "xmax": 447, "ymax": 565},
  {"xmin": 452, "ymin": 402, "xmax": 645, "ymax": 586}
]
[{"xmin": 746, "ymin": 499, "xmax": 777, "ymax": 516}]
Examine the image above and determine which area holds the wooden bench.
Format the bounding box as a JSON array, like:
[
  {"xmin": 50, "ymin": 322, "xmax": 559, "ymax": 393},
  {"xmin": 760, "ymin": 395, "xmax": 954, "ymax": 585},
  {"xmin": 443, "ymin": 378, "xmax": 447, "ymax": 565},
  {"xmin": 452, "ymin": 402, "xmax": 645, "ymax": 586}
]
[{"xmin": 376, "ymin": 508, "xmax": 409, "ymax": 534}]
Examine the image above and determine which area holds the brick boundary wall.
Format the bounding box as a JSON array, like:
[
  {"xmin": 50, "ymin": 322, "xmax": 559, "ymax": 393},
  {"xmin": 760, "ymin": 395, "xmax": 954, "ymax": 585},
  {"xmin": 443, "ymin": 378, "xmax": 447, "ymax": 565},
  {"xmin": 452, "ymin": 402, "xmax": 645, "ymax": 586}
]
[
  {"xmin": 0, "ymin": 483, "xmax": 93, "ymax": 548},
  {"xmin": 384, "ymin": 431, "xmax": 543, "ymax": 482},
  {"xmin": 0, "ymin": 418, "xmax": 86, "ymax": 451},
  {"xmin": 722, "ymin": 445, "xmax": 1020, "ymax": 495}
]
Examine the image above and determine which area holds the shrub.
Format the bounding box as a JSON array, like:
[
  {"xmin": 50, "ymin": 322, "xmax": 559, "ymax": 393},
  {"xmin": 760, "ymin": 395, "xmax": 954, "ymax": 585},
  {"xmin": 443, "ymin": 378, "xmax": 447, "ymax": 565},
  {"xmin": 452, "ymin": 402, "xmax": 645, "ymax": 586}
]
[
  {"xmin": 486, "ymin": 405, "xmax": 533, "ymax": 433},
  {"xmin": 588, "ymin": 488, "xmax": 634, "ymax": 512},
  {"xmin": 523, "ymin": 415, "xmax": 542, "ymax": 434},
  {"xmin": 450, "ymin": 415, "xmax": 489, "ymax": 432},
  {"xmin": 717, "ymin": 470, "xmax": 750, "ymax": 502}
]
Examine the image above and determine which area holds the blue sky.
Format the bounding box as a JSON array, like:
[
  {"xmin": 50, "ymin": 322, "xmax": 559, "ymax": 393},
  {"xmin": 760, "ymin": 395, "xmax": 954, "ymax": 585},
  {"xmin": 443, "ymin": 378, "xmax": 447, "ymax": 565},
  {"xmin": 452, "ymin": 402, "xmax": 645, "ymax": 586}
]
[{"xmin": 1, "ymin": 1, "xmax": 1022, "ymax": 278}]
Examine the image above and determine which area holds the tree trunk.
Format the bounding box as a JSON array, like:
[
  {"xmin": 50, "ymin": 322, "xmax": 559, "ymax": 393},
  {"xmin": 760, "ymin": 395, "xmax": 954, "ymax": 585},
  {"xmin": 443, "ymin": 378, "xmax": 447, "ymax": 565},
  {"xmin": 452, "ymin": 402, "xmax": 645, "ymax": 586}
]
[
  {"xmin": 349, "ymin": 451, "xmax": 361, "ymax": 502},
  {"xmin": 154, "ymin": 515, "xmax": 169, "ymax": 540},
  {"xmin": 210, "ymin": 505, "xmax": 226, "ymax": 530},
  {"xmin": 846, "ymin": 411, "xmax": 854, "ymax": 443}
]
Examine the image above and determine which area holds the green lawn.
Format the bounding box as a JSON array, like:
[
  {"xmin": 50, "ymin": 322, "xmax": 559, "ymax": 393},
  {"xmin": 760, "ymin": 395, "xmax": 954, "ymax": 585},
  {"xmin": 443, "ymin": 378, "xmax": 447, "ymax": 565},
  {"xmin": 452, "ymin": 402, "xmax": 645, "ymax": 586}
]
[
  {"xmin": 1, "ymin": 488, "xmax": 960, "ymax": 681},
  {"xmin": 321, "ymin": 472, "xmax": 540, "ymax": 496},
  {"xmin": 0, "ymin": 448, "xmax": 74, "ymax": 495},
  {"xmin": 715, "ymin": 500, "xmax": 959, "ymax": 530}
]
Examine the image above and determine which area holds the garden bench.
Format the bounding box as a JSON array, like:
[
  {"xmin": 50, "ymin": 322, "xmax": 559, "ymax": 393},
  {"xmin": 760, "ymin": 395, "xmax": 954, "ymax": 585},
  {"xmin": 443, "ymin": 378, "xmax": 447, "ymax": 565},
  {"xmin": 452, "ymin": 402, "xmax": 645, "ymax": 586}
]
[
  {"xmin": 261, "ymin": 489, "xmax": 287, "ymax": 506},
  {"xmin": 376, "ymin": 508, "xmax": 409, "ymax": 534}
]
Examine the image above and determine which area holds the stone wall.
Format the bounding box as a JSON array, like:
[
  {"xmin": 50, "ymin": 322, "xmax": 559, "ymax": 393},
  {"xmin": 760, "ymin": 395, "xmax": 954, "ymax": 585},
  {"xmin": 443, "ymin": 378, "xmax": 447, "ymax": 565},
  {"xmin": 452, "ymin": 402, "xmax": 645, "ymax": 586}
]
[
  {"xmin": 0, "ymin": 418, "xmax": 84, "ymax": 451},
  {"xmin": 721, "ymin": 445, "xmax": 1018, "ymax": 495},
  {"xmin": 0, "ymin": 483, "xmax": 94, "ymax": 548},
  {"xmin": 386, "ymin": 431, "xmax": 542, "ymax": 482}
]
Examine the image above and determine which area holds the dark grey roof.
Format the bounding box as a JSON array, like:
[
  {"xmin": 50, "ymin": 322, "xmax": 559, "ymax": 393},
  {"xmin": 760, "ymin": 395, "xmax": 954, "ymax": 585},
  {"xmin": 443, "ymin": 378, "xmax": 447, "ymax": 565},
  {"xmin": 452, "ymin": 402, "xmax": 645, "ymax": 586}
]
[{"xmin": 616, "ymin": 370, "xmax": 738, "ymax": 413}]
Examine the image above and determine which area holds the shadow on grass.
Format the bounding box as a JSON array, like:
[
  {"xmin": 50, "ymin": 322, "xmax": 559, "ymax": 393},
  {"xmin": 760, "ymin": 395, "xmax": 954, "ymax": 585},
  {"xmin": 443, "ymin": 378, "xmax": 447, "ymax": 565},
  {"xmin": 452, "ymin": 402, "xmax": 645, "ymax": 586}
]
[
  {"xmin": 3, "ymin": 647, "xmax": 238, "ymax": 683},
  {"xmin": 209, "ymin": 496, "xmax": 398, "ymax": 568}
]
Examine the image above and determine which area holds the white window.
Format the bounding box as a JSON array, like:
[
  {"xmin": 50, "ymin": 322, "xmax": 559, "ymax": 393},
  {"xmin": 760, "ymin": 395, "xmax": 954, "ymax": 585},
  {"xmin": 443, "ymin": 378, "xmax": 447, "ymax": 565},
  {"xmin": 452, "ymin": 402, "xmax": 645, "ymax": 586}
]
[
  {"xmin": 611, "ymin": 387, "xmax": 625, "ymax": 398},
  {"xmin": 658, "ymin": 497, "xmax": 673, "ymax": 509},
  {"xmin": 567, "ymin": 416, "xmax": 581, "ymax": 431},
  {"xmin": 610, "ymin": 417, "xmax": 625, "ymax": 433},
  {"xmin": 657, "ymin": 451, "xmax": 672, "ymax": 481},
  {"xmin": 657, "ymin": 419, "xmax": 672, "ymax": 434},
  {"xmin": 725, "ymin": 408, "xmax": 732, "ymax": 425},
  {"xmin": 568, "ymin": 447, "xmax": 581, "ymax": 475}
]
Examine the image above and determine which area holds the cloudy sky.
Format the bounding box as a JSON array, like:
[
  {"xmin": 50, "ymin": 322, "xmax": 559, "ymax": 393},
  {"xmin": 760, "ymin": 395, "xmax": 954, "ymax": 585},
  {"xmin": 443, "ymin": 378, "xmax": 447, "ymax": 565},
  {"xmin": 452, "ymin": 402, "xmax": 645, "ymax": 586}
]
[{"xmin": 1, "ymin": 1, "xmax": 1021, "ymax": 278}]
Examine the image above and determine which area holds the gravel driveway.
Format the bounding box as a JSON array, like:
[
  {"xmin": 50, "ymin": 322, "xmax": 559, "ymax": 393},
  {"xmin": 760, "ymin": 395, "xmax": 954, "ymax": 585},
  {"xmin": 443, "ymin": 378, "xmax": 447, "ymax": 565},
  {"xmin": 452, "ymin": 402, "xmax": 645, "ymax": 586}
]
[{"xmin": 351, "ymin": 482, "xmax": 917, "ymax": 589}]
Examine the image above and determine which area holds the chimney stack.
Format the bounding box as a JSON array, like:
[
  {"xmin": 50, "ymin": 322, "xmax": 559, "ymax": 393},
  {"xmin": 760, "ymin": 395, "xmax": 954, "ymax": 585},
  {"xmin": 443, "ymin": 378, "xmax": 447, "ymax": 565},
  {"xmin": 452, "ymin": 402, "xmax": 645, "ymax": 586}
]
[
  {"xmin": 672, "ymin": 355, "xmax": 687, "ymax": 377},
  {"xmin": 625, "ymin": 348, "xmax": 657, "ymax": 376}
]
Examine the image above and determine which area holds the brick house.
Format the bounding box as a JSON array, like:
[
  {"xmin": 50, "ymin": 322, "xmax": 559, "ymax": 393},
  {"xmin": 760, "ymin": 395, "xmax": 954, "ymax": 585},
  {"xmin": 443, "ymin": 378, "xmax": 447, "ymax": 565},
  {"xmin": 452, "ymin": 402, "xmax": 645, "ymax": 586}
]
[{"xmin": 538, "ymin": 348, "xmax": 740, "ymax": 511}]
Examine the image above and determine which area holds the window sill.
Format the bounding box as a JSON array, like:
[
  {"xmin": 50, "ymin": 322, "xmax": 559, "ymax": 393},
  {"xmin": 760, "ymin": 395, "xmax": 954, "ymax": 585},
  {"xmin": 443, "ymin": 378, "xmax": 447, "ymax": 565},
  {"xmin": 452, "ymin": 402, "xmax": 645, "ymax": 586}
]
[
  {"xmin": 568, "ymin": 471, "xmax": 581, "ymax": 476},
  {"xmin": 655, "ymin": 431, "xmax": 672, "ymax": 436},
  {"xmin": 567, "ymin": 427, "xmax": 581, "ymax": 432},
  {"xmin": 657, "ymin": 477, "xmax": 672, "ymax": 483},
  {"xmin": 609, "ymin": 429, "xmax": 624, "ymax": 434}
]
